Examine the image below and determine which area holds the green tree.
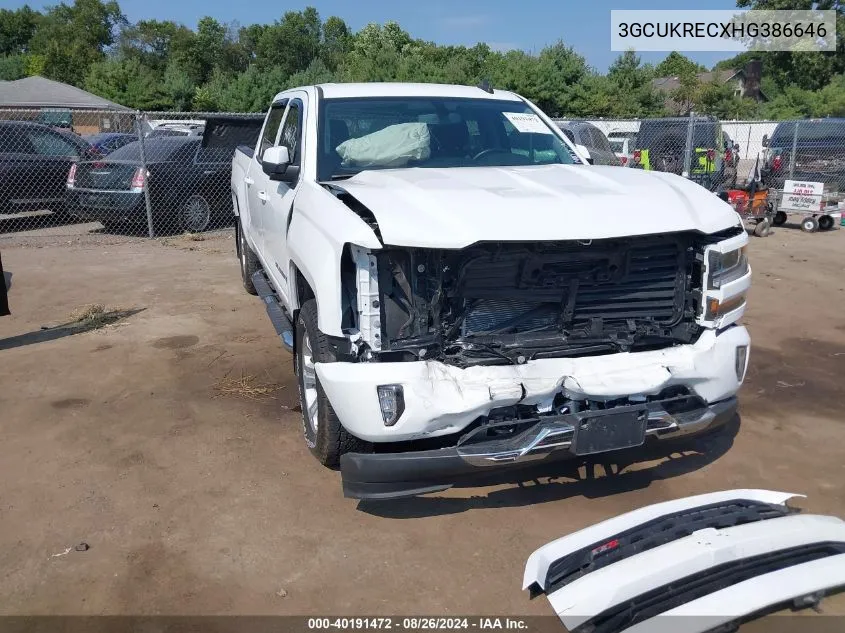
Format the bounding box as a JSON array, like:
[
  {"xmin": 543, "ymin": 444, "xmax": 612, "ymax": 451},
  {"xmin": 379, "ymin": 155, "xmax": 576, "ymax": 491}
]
[
  {"xmin": 28, "ymin": 0, "xmax": 126, "ymax": 85},
  {"xmin": 162, "ymin": 62, "xmax": 195, "ymax": 110},
  {"xmin": 0, "ymin": 5, "xmax": 41, "ymax": 55},
  {"xmin": 654, "ymin": 51, "xmax": 706, "ymax": 78},
  {"xmin": 0, "ymin": 54, "xmax": 27, "ymax": 80},
  {"xmin": 321, "ymin": 16, "xmax": 351, "ymax": 72},
  {"xmin": 84, "ymin": 56, "xmax": 168, "ymax": 109},
  {"xmin": 257, "ymin": 7, "xmax": 322, "ymax": 75}
]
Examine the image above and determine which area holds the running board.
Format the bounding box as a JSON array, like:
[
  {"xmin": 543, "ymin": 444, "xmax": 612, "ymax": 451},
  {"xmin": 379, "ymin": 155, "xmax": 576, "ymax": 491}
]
[
  {"xmin": 251, "ymin": 270, "xmax": 294, "ymax": 352},
  {"xmin": 524, "ymin": 490, "xmax": 845, "ymax": 633}
]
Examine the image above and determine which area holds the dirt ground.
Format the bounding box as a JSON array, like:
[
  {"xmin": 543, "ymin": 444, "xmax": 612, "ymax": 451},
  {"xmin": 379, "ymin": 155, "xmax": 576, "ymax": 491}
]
[{"xmin": 1, "ymin": 220, "xmax": 844, "ymax": 619}]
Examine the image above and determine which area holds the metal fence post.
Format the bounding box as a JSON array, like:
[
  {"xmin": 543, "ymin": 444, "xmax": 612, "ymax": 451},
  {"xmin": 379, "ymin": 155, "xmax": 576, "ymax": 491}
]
[
  {"xmin": 134, "ymin": 111, "xmax": 155, "ymax": 238},
  {"xmin": 682, "ymin": 112, "xmax": 695, "ymax": 178},
  {"xmin": 788, "ymin": 119, "xmax": 800, "ymax": 181}
]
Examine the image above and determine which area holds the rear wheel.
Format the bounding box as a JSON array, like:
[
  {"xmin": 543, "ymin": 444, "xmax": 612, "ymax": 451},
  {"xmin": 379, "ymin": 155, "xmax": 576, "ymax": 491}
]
[
  {"xmin": 237, "ymin": 220, "xmax": 260, "ymax": 295},
  {"xmin": 180, "ymin": 194, "xmax": 211, "ymax": 232},
  {"xmin": 773, "ymin": 210, "xmax": 787, "ymax": 226},
  {"xmin": 295, "ymin": 299, "xmax": 366, "ymax": 467},
  {"xmin": 819, "ymin": 214, "xmax": 834, "ymax": 231}
]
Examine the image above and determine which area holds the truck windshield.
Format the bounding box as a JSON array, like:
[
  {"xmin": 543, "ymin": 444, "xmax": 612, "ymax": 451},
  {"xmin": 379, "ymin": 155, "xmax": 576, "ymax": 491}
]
[{"xmin": 317, "ymin": 97, "xmax": 578, "ymax": 181}]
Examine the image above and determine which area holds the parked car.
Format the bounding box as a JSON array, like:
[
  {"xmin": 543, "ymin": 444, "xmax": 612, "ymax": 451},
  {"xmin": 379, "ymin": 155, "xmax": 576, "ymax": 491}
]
[
  {"xmin": 761, "ymin": 118, "xmax": 845, "ymax": 191},
  {"xmin": 555, "ymin": 120, "xmax": 621, "ymax": 166},
  {"xmin": 608, "ymin": 131, "xmax": 637, "ymax": 167},
  {"xmin": 232, "ymin": 82, "xmax": 751, "ymax": 500},
  {"xmin": 84, "ymin": 132, "xmax": 137, "ymax": 156},
  {"xmin": 147, "ymin": 123, "xmax": 204, "ymax": 138},
  {"xmin": 66, "ymin": 116, "xmax": 262, "ymax": 233},
  {"xmin": 631, "ymin": 116, "xmax": 736, "ymax": 189},
  {"xmin": 0, "ymin": 120, "xmax": 95, "ymax": 216}
]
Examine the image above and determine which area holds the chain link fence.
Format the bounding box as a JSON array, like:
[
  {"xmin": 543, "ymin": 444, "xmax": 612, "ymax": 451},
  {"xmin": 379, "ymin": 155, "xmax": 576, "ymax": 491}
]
[
  {"xmin": 555, "ymin": 116, "xmax": 845, "ymax": 233},
  {"xmin": 0, "ymin": 108, "xmax": 262, "ymax": 240},
  {"xmin": 2, "ymin": 107, "xmax": 843, "ymax": 240}
]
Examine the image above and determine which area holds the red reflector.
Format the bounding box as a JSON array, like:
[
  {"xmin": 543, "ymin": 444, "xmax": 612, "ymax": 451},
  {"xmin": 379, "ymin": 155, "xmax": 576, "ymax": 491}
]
[
  {"xmin": 725, "ymin": 149, "xmax": 733, "ymax": 162},
  {"xmin": 772, "ymin": 155, "xmax": 783, "ymax": 171},
  {"xmin": 591, "ymin": 539, "xmax": 620, "ymax": 557},
  {"xmin": 706, "ymin": 149, "xmax": 716, "ymax": 161},
  {"xmin": 620, "ymin": 156, "xmax": 628, "ymax": 165},
  {"xmin": 633, "ymin": 150, "xmax": 641, "ymax": 162}
]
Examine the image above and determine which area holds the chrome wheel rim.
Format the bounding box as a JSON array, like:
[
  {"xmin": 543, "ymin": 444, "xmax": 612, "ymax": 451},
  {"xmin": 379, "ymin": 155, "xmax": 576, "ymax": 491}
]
[
  {"xmin": 301, "ymin": 332, "xmax": 319, "ymax": 433},
  {"xmin": 183, "ymin": 196, "xmax": 210, "ymax": 232}
]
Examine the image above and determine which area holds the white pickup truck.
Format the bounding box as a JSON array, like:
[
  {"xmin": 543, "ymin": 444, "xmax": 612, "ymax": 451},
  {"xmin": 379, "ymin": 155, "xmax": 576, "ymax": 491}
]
[{"xmin": 231, "ymin": 82, "xmax": 752, "ymax": 500}]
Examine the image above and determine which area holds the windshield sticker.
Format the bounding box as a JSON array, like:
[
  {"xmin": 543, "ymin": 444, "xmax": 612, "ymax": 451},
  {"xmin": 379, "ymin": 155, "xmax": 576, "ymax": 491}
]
[{"xmin": 502, "ymin": 112, "xmax": 553, "ymax": 135}]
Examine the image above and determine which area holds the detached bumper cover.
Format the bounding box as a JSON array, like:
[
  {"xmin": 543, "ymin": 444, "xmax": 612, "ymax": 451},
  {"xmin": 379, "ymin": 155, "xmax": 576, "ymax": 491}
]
[
  {"xmin": 340, "ymin": 397, "xmax": 737, "ymax": 500},
  {"xmin": 523, "ymin": 490, "xmax": 845, "ymax": 633}
]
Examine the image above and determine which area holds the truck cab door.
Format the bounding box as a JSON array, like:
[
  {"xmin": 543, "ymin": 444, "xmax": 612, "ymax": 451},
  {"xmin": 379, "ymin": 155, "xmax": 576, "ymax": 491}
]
[
  {"xmin": 260, "ymin": 92, "xmax": 307, "ymax": 307},
  {"xmin": 246, "ymin": 101, "xmax": 287, "ymax": 258}
]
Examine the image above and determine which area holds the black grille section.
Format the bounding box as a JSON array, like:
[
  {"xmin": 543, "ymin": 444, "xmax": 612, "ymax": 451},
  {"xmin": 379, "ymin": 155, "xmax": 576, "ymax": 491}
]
[
  {"xmin": 576, "ymin": 541, "xmax": 845, "ymax": 633},
  {"xmin": 537, "ymin": 500, "xmax": 792, "ymax": 597},
  {"xmin": 573, "ymin": 242, "xmax": 683, "ymax": 324}
]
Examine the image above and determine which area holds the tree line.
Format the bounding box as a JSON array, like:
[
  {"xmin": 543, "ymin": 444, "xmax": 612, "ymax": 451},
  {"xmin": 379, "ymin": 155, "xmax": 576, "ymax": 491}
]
[{"xmin": 0, "ymin": 0, "xmax": 843, "ymax": 119}]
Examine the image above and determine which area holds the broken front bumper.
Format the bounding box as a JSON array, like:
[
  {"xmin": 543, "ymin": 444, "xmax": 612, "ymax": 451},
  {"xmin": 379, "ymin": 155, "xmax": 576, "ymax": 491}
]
[{"xmin": 340, "ymin": 397, "xmax": 737, "ymax": 500}]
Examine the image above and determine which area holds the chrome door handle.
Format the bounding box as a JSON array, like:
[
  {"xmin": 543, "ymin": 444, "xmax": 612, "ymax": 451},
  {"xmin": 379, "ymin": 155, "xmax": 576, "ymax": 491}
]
[
  {"xmin": 257, "ymin": 191, "xmax": 268, "ymax": 201},
  {"xmin": 244, "ymin": 177, "xmax": 254, "ymax": 186}
]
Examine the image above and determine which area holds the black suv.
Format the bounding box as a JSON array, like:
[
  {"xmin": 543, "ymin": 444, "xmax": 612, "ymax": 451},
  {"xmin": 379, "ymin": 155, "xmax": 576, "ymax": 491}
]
[
  {"xmin": 631, "ymin": 116, "xmax": 736, "ymax": 190},
  {"xmin": 761, "ymin": 119, "xmax": 845, "ymax": 191}
]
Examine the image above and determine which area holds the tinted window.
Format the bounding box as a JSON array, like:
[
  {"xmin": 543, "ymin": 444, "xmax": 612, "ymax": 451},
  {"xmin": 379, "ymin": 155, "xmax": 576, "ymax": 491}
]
[
  {"xmin": 260, "ymin": 103, "xmax": 286, "ymax": 159},
  {"xmin": 770, "ymin": 120, "xmax": 845, "ymax": 145},
  {"xmin": 608, "ymin": 139, "xmax": 625, "ymax": 153},
  {"xmin": 26, "ymin": 129, "xmax": 79, "ymax": 156},
  {"xmin": 0, "ymin": 125, "xmax": 33, "ymax": 153},
  {"xmin": 108, "ymin": 138, "xmax": 194, "ymax": 162},
  {"xmin": 588, "ymin": 127, "xmax": 612, "ymax": 151},
  {"xmin": 560, "ymin": 127, "xmax": 575, "ymax": 142},
  {"xmin": 280, "ymin": 100, "xmax": 302, "ymax": 163}
]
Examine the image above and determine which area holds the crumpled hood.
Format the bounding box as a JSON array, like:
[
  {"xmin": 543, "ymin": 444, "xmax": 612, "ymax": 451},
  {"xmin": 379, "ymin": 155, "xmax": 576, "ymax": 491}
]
[{"xmin": 333, "ymin": 164, "xmax": 740, "ymax": 248}]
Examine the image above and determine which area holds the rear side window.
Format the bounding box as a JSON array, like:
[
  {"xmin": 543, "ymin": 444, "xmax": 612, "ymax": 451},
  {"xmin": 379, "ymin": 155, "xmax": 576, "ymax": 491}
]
[
  {"xmin": 260, "ymin": 103, "xmax": 286, "ymax": 160},
  {"xmin": 26, "ymin": 129, "xmax": 80, "ymax": 157},
  {"xmin": 561, "ymin": 127, "xmax": 575, "ymax": 143},
  {"xmin": 0, "ymin": 125, "xmax": 34, "ymax": 153},
  {"xmin": 589, "ymin": 127, "xmax": 612, "ymax": 151}
]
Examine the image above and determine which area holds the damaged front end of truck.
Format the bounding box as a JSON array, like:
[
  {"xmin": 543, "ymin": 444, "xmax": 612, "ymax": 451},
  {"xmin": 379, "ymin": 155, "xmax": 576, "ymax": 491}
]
[{"xmin": 341, "ymin": 231, "xmax": 739, "ymax": 367}]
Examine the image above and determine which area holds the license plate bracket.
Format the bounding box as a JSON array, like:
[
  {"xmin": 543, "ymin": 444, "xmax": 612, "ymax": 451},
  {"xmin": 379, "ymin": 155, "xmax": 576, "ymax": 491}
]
[{"xmin": 571, "ymin": 406, "xmax": 648, "ymax": 456}]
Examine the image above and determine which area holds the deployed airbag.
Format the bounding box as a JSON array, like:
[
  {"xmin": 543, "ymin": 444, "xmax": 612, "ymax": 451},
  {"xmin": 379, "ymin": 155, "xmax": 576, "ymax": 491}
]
[{"xmin": 336, "ymin": 122, "xmax": 431, "ymax": 168}]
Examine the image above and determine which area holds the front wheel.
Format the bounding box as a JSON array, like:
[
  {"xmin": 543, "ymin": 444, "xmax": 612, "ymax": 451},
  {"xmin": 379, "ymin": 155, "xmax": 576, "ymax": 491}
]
[{"xmin": 295, "ymin": 299, "xmax": 366, "ymax": 467}]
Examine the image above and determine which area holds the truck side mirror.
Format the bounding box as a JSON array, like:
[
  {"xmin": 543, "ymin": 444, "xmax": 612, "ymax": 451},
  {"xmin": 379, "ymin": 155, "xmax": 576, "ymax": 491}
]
[
  {"xmin": 261, "ymin": 145, "xmax": 291, "ymax": 180},
  {"xmin": 761, "ymin": 134, "xmax": 769, "ymax": 148}
]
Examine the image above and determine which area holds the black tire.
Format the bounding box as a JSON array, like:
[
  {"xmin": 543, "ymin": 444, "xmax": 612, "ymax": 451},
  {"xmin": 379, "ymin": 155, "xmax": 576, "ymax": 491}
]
[
  {"xmin": 819, "ymin": 214, "xmax": 834, "ymax": 231},
  {"xmin": 237, "ymin": 220, "xmax": 260, "ymax": 295},
  {"xmin": 295, "ymin": 299, "xmax": 366, "ymax": 467},
  {"xmin": 801, "ymin": 216, "xmax": 819, "ymax": 233},
  {"xmin": 773, "ymin": 210, "xmax": 787, "ymax": 226},
  {"xmin": 753, "ymin": 219, "xmax": 771, "ymax": 237}
]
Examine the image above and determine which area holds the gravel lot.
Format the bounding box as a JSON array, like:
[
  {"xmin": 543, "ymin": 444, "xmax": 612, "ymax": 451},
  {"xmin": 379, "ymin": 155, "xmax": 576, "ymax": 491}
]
[{"xmin": 1, "ymin": 221, "xmax": 844, "ymax": 619}]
